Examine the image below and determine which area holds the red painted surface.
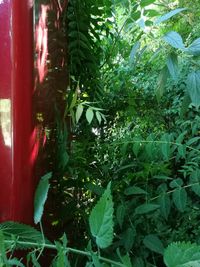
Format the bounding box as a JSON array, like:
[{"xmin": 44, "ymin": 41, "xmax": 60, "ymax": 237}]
[{"xmin": 0, "ymin": 0, "xmax": 34, "ymax": 224}]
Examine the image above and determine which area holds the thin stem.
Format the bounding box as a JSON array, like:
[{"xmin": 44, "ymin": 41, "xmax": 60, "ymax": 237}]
[{"xmin": 4, "ymin": 240, "xmax": 126, "ymax": 267}]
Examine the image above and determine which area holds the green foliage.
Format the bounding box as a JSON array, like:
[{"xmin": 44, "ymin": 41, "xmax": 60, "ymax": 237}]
[
  {"xmin": 164, "ymin": 242, "xmax": 200, "ymax": 267},
  {"xmin": 34, "ymin": 172, "xmax": 52, "ymax": 224},
  {"xmin": 89, "ymin": 183, "xmax": 114, "ymax": 249},
  {"xmin": 4, "ymin": 0, "xmax": 200, "ymax": 266}
]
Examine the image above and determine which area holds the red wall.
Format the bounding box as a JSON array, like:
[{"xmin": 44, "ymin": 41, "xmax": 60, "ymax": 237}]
[{"xmin": 0, "ymin": 0, "xmax": 34, "ymax": 224}]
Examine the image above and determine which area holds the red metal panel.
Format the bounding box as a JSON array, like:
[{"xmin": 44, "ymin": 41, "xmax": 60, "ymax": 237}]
[
  {"xmin": 0, "ymin": 0, "xmax": 12, "ymax": 221},
  {"xmin": 0, "ymin": 0, "xmax": 34, "ymax": 224}
]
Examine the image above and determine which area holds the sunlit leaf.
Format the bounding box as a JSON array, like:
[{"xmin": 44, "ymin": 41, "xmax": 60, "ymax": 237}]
[
  {"xmin": 163, "ymin": 31, "xmax": 185, "ymax": 50},
  {"xmin": 34, "ymin": 172, "xmax": 52, "ymax": 224},
  {"xmin": 155, "ymin": 8, "xmax": 187, "ymax": 25},
  {"xmin": 186, "ymin": 37, "xmax": 200, "ymax": 56},
  {"xmin": 86, "ymin": 108, "xmax": 94, "ymax": 124}
]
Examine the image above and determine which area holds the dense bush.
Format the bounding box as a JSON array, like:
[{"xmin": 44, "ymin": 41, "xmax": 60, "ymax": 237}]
[{"xmin": 2, "ymin": 0, "xmax": 200, "ymax": 266}]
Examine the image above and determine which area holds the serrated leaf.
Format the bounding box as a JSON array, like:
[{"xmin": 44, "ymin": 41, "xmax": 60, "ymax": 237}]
[
  {"xmin": 76, "ymin": 104, "xmax": 84, "ymax": 123},
  {"xmin": 34, "ymin": 172, "xmax": 52, "ymax": 224},
  {"xmin": 186, "ymin": 38, "xmax": 200, "ymax": 56},
  {"xmin": 164, "ymin": 242, "xmax": 200, "ymax": 267},
  {"xmin": 124, "ymin": 186, "xmax": 147, "ymax": 195},
  {"xmin": 173, "ymin": 187, "xmax": 187, "ymax": 212},
  {"xmin": 89, "ymin": 183, "xmax": 114, "ymax": 249},
  {"xmin": 163, "ymin": 31, "xmax": 185, "ymax": 50},
  {"xmin": 143, "ymin": 234, "xmax": 164, "ymax": 255},
  {"xmin": 0, "ymin": 222, "xmax": 50, "ymax": 249},
  {"xmin": 135, "ymin": 203, "xmax": 160, "ymax": 215},
  {"xmin": 155, "ymin": 8, "xmax": 187, "ymax": 25},
  {"xmin": 86, "ymin": 108, "xmax": 94, "ymax": 124},
  {"xmin": 186, "ymin": 71, "xmax": 200, "ymax": 107}
]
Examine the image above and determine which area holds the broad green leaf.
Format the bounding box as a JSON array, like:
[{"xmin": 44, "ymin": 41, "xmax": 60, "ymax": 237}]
[
  {"xmin": 34, "ymin": 172, "xmax": 52, "ymax": 224},
  {"xmin": 95, "ymin": 111, "xmax": 102, "ymax": 124},
  {"xmin": 140, "ymin": 0, "xmax": 155, "ymax": 8},
  {"xmin": 86, "ymin": 108, "xmax": 94, "ymax": 124},
  {"xmin": 129, "ymin": 41, "xmax": 140, "ymax": 65},
  {"xmin": 186, "ymin": 38, "xmax": 200, "ymax": 56},
  {"xmin": 124, "ymin": 186, "xmax": 147, "ymax": 195},
  {"xmin": 170, "ymin": 178, "xmax": 183, "ymax": 188},
  {"xmin": 116, "ymin": 204, "xmax": 125, "ymax": 229},
  {"xmin": 173, "ymin": 188, "xmax": 187, "ymax": 212},
  {"xmin": 89, "ymin": 183, "xmax": 114, "ymax": 249},
  {"xmin": 155, "ymin": 8, "xmax": 187, "ymax": 25},
  {"xmin": 186, "ymin": 71, "xmax": 200, "ymax": 107},
  {"xmin": 166, "ymin": 53, "xmax": 178, "ymax": 81},
  {"xmin": 156, "ymin": 66, "xmax": 169, "ymax": 101},
  {"xmin": 164, "ymin": 242, "xmax": 200, "ymax": 267},
  {"xmin": 163, "ymin": 31, "xmax": 185, "ymax": 50},
  {"xmin": 135, "ymin": 203, "xmax": 160, "ymax": 215},
  {"xmin": 159, "ymin": 193, "xmax": 171, "ymax": 220},
  {"xmin": 76, "ymin": 104, "xmax": 84, "ymax": 123},
  {"xmin": 143, "ymin": 234, "xmax": 164, "ymax": 255}
]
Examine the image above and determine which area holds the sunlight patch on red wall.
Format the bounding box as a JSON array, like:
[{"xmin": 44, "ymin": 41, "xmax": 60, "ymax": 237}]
[{"xmin": 35, "ymin": 5, "xmax": 49, "ymax": 84}]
